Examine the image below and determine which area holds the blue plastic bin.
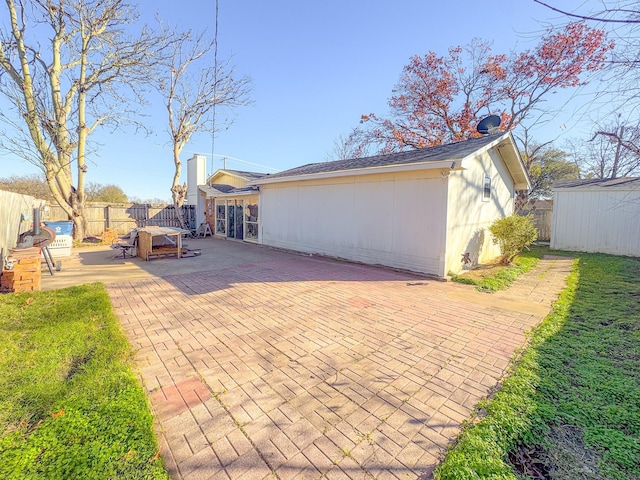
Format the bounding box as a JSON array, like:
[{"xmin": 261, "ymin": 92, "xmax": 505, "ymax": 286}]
[{"xmin": 44, "ymin": 221, "xmax": 73, "ymax": 236}]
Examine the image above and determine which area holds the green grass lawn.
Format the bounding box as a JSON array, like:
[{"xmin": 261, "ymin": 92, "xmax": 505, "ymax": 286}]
[
  {"xmin": 0, "ymin": 283, "xmax": 168, "ymax": 479},
  {"xmin": 451, "ymin": 246, "xmax": 543, "ymax": 292},
  {"xmin": 435, "ymin": 250, "xmax": 640, "ymax": 479}
]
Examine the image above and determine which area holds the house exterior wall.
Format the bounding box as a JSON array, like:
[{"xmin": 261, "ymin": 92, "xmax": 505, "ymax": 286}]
[
  {"xmin": 259, "ymin": 170, "xmax": 449, "ymax": 276},
  {"xmin": 209, "ymin": 172, "xmax": 248, "ymax": 188},
  {"xmin": 444, "ymin": 149, "xmax": 515, "ymax": 275},
  {"xmin": 205, "ymin": 197, "xmax": 214, "ymax": 229},
  {"xmin": 187, "ymin": 155, "xmax": 207, "ymax": 226},
  {"xmin": 551, "ymin": 187, "xmax": 640, "ymax": 256}
]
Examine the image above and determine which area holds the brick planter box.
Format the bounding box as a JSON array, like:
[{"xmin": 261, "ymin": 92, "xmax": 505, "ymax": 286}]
[{"xmin": 1, "ymin": 255, "xmax": 42, "ymax": 293}]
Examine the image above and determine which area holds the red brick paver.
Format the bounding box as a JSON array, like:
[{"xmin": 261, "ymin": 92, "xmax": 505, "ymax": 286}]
[{"xmin": 107, "ymin": 248, "xmax": 573, "ymax": 480}]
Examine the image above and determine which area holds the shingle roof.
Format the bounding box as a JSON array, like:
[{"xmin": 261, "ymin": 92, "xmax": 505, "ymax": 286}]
[
  {"xmin": 209, "ymin": 183, "xmax": 236, "ymax": 193},
  {"xmin": 553, "ymin": 177, "xmax": 640, "ymax": 189},
  {"xmin": 257, "ymin": 133, "xmax": 505, "ymax": 181},
  {"xmin": 225, "ymin": 170, "xmax": 268, "ymax": 181},
  {"xmin": 198, "ymin": 184, "xmax": 259, "ymax": 197}
]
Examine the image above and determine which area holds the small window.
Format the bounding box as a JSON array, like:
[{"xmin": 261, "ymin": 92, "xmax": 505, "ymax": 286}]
[{"xmin": 483, "ymin": 176, "xmax": 491, "ymax": 201}]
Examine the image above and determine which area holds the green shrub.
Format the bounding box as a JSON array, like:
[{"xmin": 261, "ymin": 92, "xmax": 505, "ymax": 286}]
[{"xmin": 489, "ymin": 214, "xmax": 537, "ymax": 264}]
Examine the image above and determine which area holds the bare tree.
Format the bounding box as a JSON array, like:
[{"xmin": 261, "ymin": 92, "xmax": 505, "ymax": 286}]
[
  {"xmin": 533, "ymin": 1, "xmax": 640, "ymax": 24},
  {"xmin": 156, "ymin": 28, "xmax": 251, "ymax": 229},
  {"xmin": 534, "ymin": 1, "xmax": 640, "ymax": 125},
  {"xmin": 325, "ymin": 128, "xmax": 371, "ymax": 161},
  {"xmin": 0, "ymin": 0, "xmax": 158, "ymax": 240},
  {"xmin": 567, "ymin": 116, "xmax": 640, "ymax": 178}
]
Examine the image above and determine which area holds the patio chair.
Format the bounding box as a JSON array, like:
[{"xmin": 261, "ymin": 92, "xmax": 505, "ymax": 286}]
[{"xmin": 112, "ymin": 229, "xmax": 138, "ymax": 259}]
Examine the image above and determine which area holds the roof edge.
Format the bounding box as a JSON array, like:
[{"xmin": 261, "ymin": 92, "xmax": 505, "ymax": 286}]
[
  {"xmin": 553, "ymin": 177, "xmax": 640, "ymax": 191},
  {"xmin": 249, "ymin": 160, "xmax": 460, "ymax": 185},
  {"xmin": 207, "ymin": 168, "xmax": 265, "ymax": 184},
  {"xmin": 471, "ymin": 131, "xmax": 530, "ymax": 191}
]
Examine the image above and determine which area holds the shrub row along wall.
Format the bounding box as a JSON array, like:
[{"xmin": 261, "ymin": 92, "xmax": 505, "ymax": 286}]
[
  {"xmin": 44, "ymin": 203, "xmax": 196, "ymax": 236},
  {"xmin": 0, "ymin": 190, "xmax": 47, "ymax": 266}
]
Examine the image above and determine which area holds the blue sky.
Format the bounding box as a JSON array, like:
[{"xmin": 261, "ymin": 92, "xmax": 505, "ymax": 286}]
[{"xmin": 2, "ymin": 0, "xmax": 607, "ymax": 201}]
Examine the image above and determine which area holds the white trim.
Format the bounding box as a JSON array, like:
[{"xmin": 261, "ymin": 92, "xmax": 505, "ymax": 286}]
[
  {"xmin": 198, "ymin": 185, "xmax": 258, "ymax": 198},
  {"xmin": 250, "ymin": 160, "xmax": 461, "ymax": 185},
  {"xmin": 553, "ymin": 185, "xmax": 640, "ymax": 193},
  {"xmin": 211, "ymin": 190, "xmax": 258, "ymax": 198}
]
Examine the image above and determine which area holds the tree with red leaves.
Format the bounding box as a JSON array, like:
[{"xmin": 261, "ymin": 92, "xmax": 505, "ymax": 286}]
[{"xmin": 355, "ymin": 22, "xmax": 613, "ymax": 154}]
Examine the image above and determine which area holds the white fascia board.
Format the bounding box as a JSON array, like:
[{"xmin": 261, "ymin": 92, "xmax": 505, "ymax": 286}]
[
  {"xmin": 211, "ymin": 190, "xmax": 258, "ymax": 198},
  {"xmin": 198, "ymin": 185, "xmax": 258, "ymax": 198},
  {"xmin": 248, "ymin": 160, "xmax": 461, "ymax": 186}
]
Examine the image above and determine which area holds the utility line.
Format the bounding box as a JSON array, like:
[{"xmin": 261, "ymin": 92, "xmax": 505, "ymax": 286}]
[{"xmin": 210, "ymin": 0, "xmax": 219, "ymax": 176}]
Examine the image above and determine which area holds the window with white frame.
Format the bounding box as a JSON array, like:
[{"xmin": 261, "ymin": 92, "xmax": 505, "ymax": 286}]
[{"xmin": 483, "ymin": 175, "xmax": 491, "ymax": 201}]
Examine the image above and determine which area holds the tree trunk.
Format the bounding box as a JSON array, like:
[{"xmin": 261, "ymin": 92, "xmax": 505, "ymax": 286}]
[
  {"xmin": 611, "ymin": 125, "xmax": 624, "ymax": 179},
  {"xmin": 70, "ymin": 190, "xmax": 88, "ymax": 241},
  {"xmin": 171, "ymin": 142, "xmax": 188, "ymax": 230},
  {"xmin": 171, "ymin": 184, "xmax": 188, "ymax": 230}
]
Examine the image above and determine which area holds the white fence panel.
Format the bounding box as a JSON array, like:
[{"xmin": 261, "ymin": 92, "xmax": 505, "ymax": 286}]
[
  {"xmin": 0, "ymin": 190, "xmax": 47, "ymax": 265},
  {"xmin": 552, "ymin": 188, "xmax": 640, "ymax": 256}
]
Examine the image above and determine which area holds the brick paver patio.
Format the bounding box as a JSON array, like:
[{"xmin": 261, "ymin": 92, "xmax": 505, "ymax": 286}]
[{"xmin": 107, "ymin": 245, "xmax": 573, "ymax": 480}]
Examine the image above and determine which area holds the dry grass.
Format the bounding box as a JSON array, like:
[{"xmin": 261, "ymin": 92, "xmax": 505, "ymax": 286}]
[{"xmin": 456, "ymin": 259, "xmax": 511, "ymax": 281}]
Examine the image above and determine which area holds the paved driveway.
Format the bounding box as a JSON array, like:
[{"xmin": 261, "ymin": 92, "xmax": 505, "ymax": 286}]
[{"xmin": 106, "ymin": 239, "xmax": 573, "ymax": 479}]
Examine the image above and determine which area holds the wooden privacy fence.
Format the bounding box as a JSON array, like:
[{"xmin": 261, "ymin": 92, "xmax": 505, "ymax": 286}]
[
  {"xmin": 44, "ymin": 203, "xmax": 196, "ymax": 237},
  {"xmin": 519, "ymin": 206, "xmax": 552, "ymax": 241}
]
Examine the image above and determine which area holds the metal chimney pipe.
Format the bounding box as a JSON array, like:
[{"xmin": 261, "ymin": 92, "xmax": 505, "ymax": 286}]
[{"xmin": 33, "ymin": 207, "xmax": 41, "ymax": 235}]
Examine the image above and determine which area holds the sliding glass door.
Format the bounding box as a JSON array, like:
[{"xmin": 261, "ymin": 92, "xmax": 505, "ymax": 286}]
[
  {"xmin": 215, "ymin": 197, "xmax": 258, "ymax": 241},
  {"xmin": 235, "ymin": 202, "xmax": 243, "ymax": 240},
  {"xmin": 226, "ymin": 200, "xmax": 244, "ymax": 240}
]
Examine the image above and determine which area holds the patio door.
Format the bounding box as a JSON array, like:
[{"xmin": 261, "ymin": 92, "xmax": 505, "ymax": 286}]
[
  {"xmin": 235, "ymin": 202, "xmax": 243, "ymax": 240},
  {"xmin": 226, "ymin": 200, "xmax": 243, "ymax": 240}
]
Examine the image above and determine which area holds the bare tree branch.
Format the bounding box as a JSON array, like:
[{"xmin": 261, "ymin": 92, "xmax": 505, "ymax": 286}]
[
  {"xmin": 153, "ymin": 26, "xmax": 251, "ymax": 228},
  {"xmin": 0, "ymin": 0, "xmax": 163, "ymax": 239},
  {"xmin": 533, "ymin": 1, "xmax": 640, "ymax": 23}
]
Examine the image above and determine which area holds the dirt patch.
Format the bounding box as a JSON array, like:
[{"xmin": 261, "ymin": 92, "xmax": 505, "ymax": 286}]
[
  {"xmin": 509, "ymin": 425, "xmax": 606, "ymax": 480},
  {"xmin": 456, "ymin": 260, "xmax": 509, "ymax": 282}
]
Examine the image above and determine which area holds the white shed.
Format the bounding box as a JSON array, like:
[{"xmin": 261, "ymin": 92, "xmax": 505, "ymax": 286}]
[
  {"xmin": 551, "ymin": 177, "xmax": 640, "ymax": 256},
  {"xmin": 251, "ymin": 132, "xmax": 530, "ymax": 278}
]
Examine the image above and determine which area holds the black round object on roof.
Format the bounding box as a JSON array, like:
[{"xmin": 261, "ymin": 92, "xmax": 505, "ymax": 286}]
[{"xmin": 476, "ymin": 115, "xmax": 501, "ymax": 135}]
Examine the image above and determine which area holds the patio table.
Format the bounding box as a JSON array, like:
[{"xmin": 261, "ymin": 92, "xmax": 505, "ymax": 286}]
[{"xmin": 136, "ymin": 227, "xmax": 190, "ymax": 261}]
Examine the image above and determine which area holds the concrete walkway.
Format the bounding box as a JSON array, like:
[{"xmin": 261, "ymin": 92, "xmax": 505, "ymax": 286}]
[{"xmin": 104, "ymin": 240, "xmax": 573, "ymax": 479}]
